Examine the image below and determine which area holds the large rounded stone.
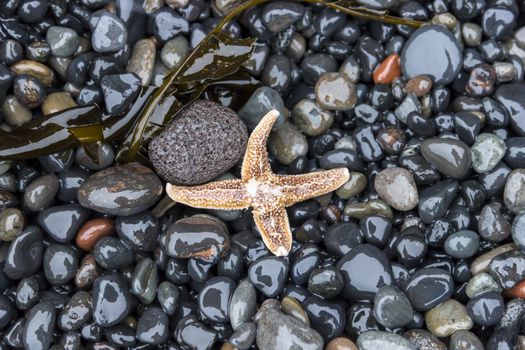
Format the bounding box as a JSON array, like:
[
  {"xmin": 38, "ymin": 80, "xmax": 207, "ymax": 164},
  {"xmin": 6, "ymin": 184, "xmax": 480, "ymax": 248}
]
[
  {"xmin": 77, "ymin": 163, "xmax": 162, "ymax": 216},
  {"xmin": 149, "ymin": 100, "xmax": 248, "ymax": 185}
]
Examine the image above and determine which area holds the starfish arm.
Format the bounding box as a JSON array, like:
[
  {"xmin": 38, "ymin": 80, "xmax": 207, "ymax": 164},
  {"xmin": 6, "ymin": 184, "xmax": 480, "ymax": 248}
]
[
  {"xmin": 275, "ymin": 168, "xmax": 350, "ymax": 206},
  {"xmin": 166, "ymin": 179, "xmax": 250, "ymax": 210},
  {"xmin": 241, "ymin": 110, "xmax": 280, "ymax": 180},
  {"xmin": 253, "ymin": 207, "xmax": 293, "ymax": 257}
]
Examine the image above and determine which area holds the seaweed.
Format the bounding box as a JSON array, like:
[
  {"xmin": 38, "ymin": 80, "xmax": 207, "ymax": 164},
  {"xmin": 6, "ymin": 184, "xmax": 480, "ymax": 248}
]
[{"xmin": 0, "ymin": 0, "xmax": 426, "ymax": 162}]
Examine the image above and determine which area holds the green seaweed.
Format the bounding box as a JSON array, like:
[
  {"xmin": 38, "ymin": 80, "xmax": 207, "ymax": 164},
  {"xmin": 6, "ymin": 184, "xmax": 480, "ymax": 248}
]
[{"xmin": 0, "ymin": 0, "xmax": 426, "ymax": 162}]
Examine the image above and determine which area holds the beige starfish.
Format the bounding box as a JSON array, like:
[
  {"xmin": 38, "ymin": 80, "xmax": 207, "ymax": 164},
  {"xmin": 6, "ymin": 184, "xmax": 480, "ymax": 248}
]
[{"xmin": 166, "ymin": 110, "xmax": 350, "ymax": 256}]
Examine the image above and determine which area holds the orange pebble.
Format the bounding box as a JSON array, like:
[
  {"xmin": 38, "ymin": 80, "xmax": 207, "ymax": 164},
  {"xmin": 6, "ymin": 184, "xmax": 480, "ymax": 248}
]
[
  {"xmin": 76, "ymin": 218, "xmax": 115, "ymax": 251},
  {"xmin": 373, "ymin": 54, "xmax": 401, "ymax": 85},
  {"xmin": 505, "ymin": 279, "xmax": 525, "ymax": 299},
  {"xmin": 325, "ymin": 337, "xmax": 359, "ymax": 350}
]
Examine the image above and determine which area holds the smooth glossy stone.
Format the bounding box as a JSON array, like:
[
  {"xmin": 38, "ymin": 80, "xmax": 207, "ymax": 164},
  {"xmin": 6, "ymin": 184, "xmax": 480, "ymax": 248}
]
[
  {"xmin": 92, "ymin": 12, "xmax": 127, "ymax": 53},
  {"xmin": 482, "ymin": 6, "xmax": 516, "ymax": 40},
  {"xmin": 76, "ymin": 218, "xmax": 115, "ymax": 251},
  {"xmin": 479, "ymin": 202, "xmax": 510, "ymax": 242},
  {"xmin": 248, "ymin": 256, "xmax": 288, "ymax": 298},
  {"xmin": 395, "ymin": 93, "xmax": 421, "ymax": 124},
  {"xmin": 396, "ymin": 231, "xmax": 427, "ymax": 268},
  {"xmin": 229, "ymin": 322, "xmax": 256, "ymax": 350},
  {"xmin": 444, "ymin": 230, "xmax": 480, "ymax": 259},
  {"xmin": 0, "ymin": 207, "xmax": 24, "ymax": 242},
  {"xmin": 256, "ymin": 308, "xmax": 323, "ymax": 350},
  {"xmin": 37, "ymin": 204, "xmax": 90, "ymax": 243},
  {"xmin": 74, "ymin": 254, "xmax": 99, "ymax": 290},
  {"xmin": 466, "ymin": 272, "xmax": 502, "ymax": 299},
  {"xmin": 261, "ymin": 1, "xmax": 305, "ymax": 33},
  {"xmin": 373, "ymin": 285, "xmax": 413, "ymax": 328},
  {"xmin": 93, "ymin": 236, "xmax": 133, "ymax": 270},
  {"xmin": 43, "ymin": 244, "xmax": 77, "ymax": 285},
  {"xmin": 58, "ymin": 291, "xmax": 92, "ymax": 331},
  {"xmin": 400, "ymin": 25, "xmax": 462, "ymax": 85},
  {"xmin": 16, "ymin": 276, "xmax": 39, "ymax": 310},
  {"xmin": 198, "ymin": 276, "xmax": 235, "ymax": 323},
  {"xmin": 308, "ymin": 267, "xmax": 343, "ymax": 299},
  {"xmin": 150, "ymin": 99, "xmax": 248, "ymax": 185},
  {"xmin": 425, "ymin": 299, "xmax": 473, "ymax": 337},
  {"xmin": 418, "ymin": 179, "xmax": 460, "ymax": 224},
  {"xmin": 505, "ymin": 137, "xmax": 525, "ymax": 168},
  {"xmin": 1, "ymin": 95, "xmax": 32, "ymax": 126},
  {"xmin": 478, "ymin": 162, "xmax": 511, "ymax": 198},
  {"xmin": 315, "ymin": 72, "xmax": 357, "ymax": 111},
  {"xmin": 489, "ymin": 250, "xmax": 525, "ymax": 289},
  {"xmin": 5, "ymin": 226, "xmax": 43, "ymax": 280},
  {"xmin": 466, "ymin": 291, "xmax": 504, "ymax": 326},
  {"xmin": 46, "ymin": 26, "xmax": 79, "ymax": 57},
  {"xmin": 292, "ymin": 99, "xmax": 334, "ymax": 136},
  {"xmin": 344, "ymin": 199, "xmax": 393, "ymax": 220},
  {"xmin": 304, "ymin": 296, "xmax": 345, "ymax": 341},
  {"xmin": 466, "ymin": 63, "xmax": 496, "ymax": 97},
  {"xmin": 450, "ymin": 330, "xmax": 484, "ymax": 350},
  {"xmin": 420, "ymin": 138, "xmax": 471, "ymax": 179},
  {"xmin": 126, "ymin": 38, "xmax": 155, "ymax": 86},
  {"xmin": 470, "ymin": 242, "xmax": 517, "ymax": 275},
  {"xmin": 160, "ymin": 35, "xmax": 188, "ymax": 70},
  {"xmin": 373, "ymin": 54, "xmax": 400, "ymax": 84},
  {"xmin": 261, "ymin": 55, "xmax": 291, "ymax": 93},
  {"xmin": 78, "ymin": 163, "xmax": 162, "ymax": 216},
  {"xmin": 495, "ymin": 83, "xmax": 525, "ymax": 136},
  {"xmin": 335, "ymin": 172, "xmax": 367, "ymax": 199},
  {"xmin": 92, "ymin": 273, "xmax": 131, "ymax": 327},
  {"xmin": 13, "ymin": 74, "xmax": 45, "ymax": 109},
  {"xmin": 157, "ymin": 281, "xmax": 179, "ymax": 316},
  {"xmin": 100, "ymin": 72, "xmax": 140, "ymax": 115},
  {"xmin": 11, "ymin": 60, "xmax": 53, "ymax": 87},
  {"xmin": 471, "ymin": 133, "xmax": 506, "ymax": 173},
  {"xmin": 57, "ymin": 167, "xmax": 89, "ymax": 203},
  {"xmin": 114, "ymin": 211, "xmax": 157, "ymax": 252},
  {"xmin": 75, "ymin": 142, "xmax": 115, "ymax": 171},
  {"xmin": 229, "ymin": 279, "xmax": 257, "ymax": 330},
  {"xmin": 504, "ymin": 169, "xmax": 525, "ymax": 214},
  {"xmin": 165, "ymin": 215, "xmax": 229, "ymax": 263},
  {"xmin": 405, "ymin": 75, "xmax": 432, "ymax": 97},
  {"xmin": 300, "ymin": 53, "xmax": 337, "ymax": 85},
  {"xmin": 150, "ymin": 7, "xmax": 189, "ymax": 42},
  {"xmin": 136, "ymin": 307, "xmax": 168, "ymax": 345},
  {"xmin": 37, "ymin": 150, "xmax": 74, "ymax": 173},
  {"xmin": 325, "ymin": 337, "xmax": 358, "ymax": 350},
  {"xmin": 175, "ymin": 315, "xmax": 217, "ymax": 350},
  {"xmin": 357, "ymin": 331, "xmax": 416, "ymax": 350},
  {"xmin": 291, "ymin": 252, "xmax": 320, "ymax": 285},
  {"xmin": 374, "ymin": 167, "xmax": 418, "ymax": 211},
  {"xmin": 23, "ymin": 302, "xmax": 55, "ymax": 350},
  {"xmin": 268, "ymin": 121, "xmax": 308, "ymax": 165},
  {"xmin": 404, "ymin": 268, "xmax": 454, "ymax": 311},
  {"xmin": 217, "ymin": 245, "xmax": 243, "ymax": 281},
  {"xmin": 336, "ymin": 244, "xmax": 393, "ymax": 301},
  {"xmin": 131, "ymin": 258, "xmax": 158, "ymax": 304},
  {"xmin": 237, "ymin": 86, "xmax": 286, "ymax": 130},
  {"xmin": 320, "ymin": 149, "xmax": 364, "ymax": 172},
  {"xmin": 23, "ymin": 173, "xmax": 59, "ymax": 212},
  {"xmin": 281, "ymin": 296, "xmax": 309, "ymax": 325}
]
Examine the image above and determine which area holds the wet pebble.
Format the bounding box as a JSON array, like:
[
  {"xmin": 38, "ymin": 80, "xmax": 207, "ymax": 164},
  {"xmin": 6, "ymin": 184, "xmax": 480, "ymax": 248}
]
[
  {"xmin": 292, "ymin": 99, "xmax": 334, "ymax": 136},
  {"xmin": 466, "ymin": 291, "xmax": 504, "ymax": 326},
  {"xmin": 131, "ymin": 257, "xmax": 158, "ymax": 304},
  {"xmin": 115, "ymin": 210, "xmax": 158, "ymax": 251},
  {"xmin": 93, "ymin": 236, "xmax": 133, "ymax": 270},
  {"xmin": 471, "ymin": 133, "xmax": 506, "ymax": 173},
  {"xmin": 46, "ymin": 26, "xmax": 79, "ymax": 57},
  {"xmin": 489, "ymin": 250, "xmax": 525, "ymax": 289},
  {"xmin": 403, "ymin": 329, "xmax": 447, "ymax": 350},
  {"xmin": 425, "ymin": 299, "xmax": 473, "ymax": 337},
  {"xmin": 149, "ymin": 99, "xmax": 248, "ymax": 185},
  {"xmin": 418, "ymin": 179, "xmax": 460, "ymax": 224},
  {"xmin": 229, "ymin": 279, "xmax": 257, "ymax": 330},
  {"xmin": 229, "ymin": 321, "xmax": 256, "ymax": 350},
  {"xmin": 160, "ymin": 35, "xmax": 189, "ymax": 69},
  {"xmin": 5, "ymin": 226, "xmax": 43, "ymax": 280},
  {"xmin": 374, "ymin": 167, "xmax": 418, "ymax": 211},
  {"xmin": 420, "ymin": 138, "xmax": 471, "ymax": 179},
  {"xmin": 373, "ymin": 54, "xmax": 401, "ymax": 85},
  {"xmin": 198, "ymin": 276, "xmax": 235, "ymax": 323},
  {"xmin": 304, "ymin": 295, "xmax": 345, "ymax": 341},
  {"xmin": 466, "ymin": 272, "xmax": 503, "ymax": 298},
  {"xmin": 315, "ymin": 73, "xmax": 357, "ymax": 111},
  {"xmin": 404, "ymin": 268, "xmax": 454, "ymax": 311},
  {"xmin": 450, "ymin": 330, "xmax": 484, "ymax": 350},
  {"xmin": 249, "ymin": 256, "xmax": 288, "ymax": 297},
  {"xmin": 504, "ymin": 169, "xmax": 525, "ymax": 214},
  {"xmin": 357, "ymin": 331, "xmax": 416, "ymax": 350},
  {"xmin": 237, "ymin": 86, "xmax": 286, "ymax": 130},
  {"xmin": 261, "ymin": 1, "xmax": 305, "ymax": 33},
  {"xmin": 43, "ymin": 244, "xmax": 78, "ymax": 285},
  {"xmin": 100, "ymin": 73, "xmax": 141, "ymax": 115},
  {"xmin": 136, "ymin": 307, "xmax": 169, "ymax": 344},
  {"xmin": 268, "ymin": 121, "xmax": 308, "ymax": 165},
  {"xmin": 126, "ymin": 38, "xmax": 156, "ymax": 86},
  {"xmin": 373, "ymin": 285, "xmax": 413, "ymax": 328},
  {"xmin": 1, "ymin": 95, "xmax": 32, "ymax": 126},
  {"xmin": 58, "ymin": 291, "xmax": 92, "ymax": 331},
  {"xmin": 401, "ymin": 25, "xmax": 462, "ymax": 85},
  {"xmin": 92, "ymin": 273, "xmax": 131, "ymax": 327},
  {"xmin": 0, "ymin": 207, "xmax": 24, "ymax": 241},
  {"xmin": 479, "ymin": 202, "xmax": 510, "ymax": 242},
  {"xmin": 444, "ymin": 230, "xmax": 480, "ymax": 259},
  {"xmin": 165, "ymin": 215, "xmax": 229, "ymax": 263},
  {"xmin": 13, "ymin": 74, "xmax": 45, "ymax": 109},
  {"xmin": 76, "ymin": 218, "xmax": 115, "ymax": 251},
  {"xmin": 37, "ymin": 204, "xmax": 90, "ymax": 243},
  {"xmin": 308, "ymin": 267, "xmax": 343, "ymax": 299},
  {"xmin": 23, "ymin": 302, "xmax": 55, "ymax": 350},
  {"xmin": 92, "ymin": 12, "xmax": 127, "ymax": 53},
  {"xmin": 256, "ymin": 308, "xmax": 323, "ymax": 350},
  {"xmin": 77, "ymin": 163, "xmax": 162, "ymax": 216}
]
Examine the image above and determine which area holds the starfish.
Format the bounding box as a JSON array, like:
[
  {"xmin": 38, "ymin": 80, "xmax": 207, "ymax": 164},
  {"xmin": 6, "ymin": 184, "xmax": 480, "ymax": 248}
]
[{"xmin": 166, "ymin": 110, "xmax": 350, "ymax": 256}]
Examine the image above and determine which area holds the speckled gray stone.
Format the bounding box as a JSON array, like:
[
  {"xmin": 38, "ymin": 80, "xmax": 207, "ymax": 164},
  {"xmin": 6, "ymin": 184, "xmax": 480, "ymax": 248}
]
[{"xmin": 149, "ymin": 100, "xmax": 248, "ymax": 185}]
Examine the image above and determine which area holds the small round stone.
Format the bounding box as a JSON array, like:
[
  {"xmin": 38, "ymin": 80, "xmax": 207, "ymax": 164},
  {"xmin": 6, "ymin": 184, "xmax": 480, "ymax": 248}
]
[
  {"xmin": 46, "ymin": 26, "xmax": 80, "ymax": 57},
  {"xmin": 11, "ymin": 60, "xmax": 54, "ymax": 87},
  {"xmin": 91, "ymin": 12, "xmax": 127, "ymax": 53},
  {"xmin": 466, "ymin": 272, "xmax": 502, "ymax": 299},
  {"xmin": 325, "ymin": 337, "xmax": 358, "ymax": 350},
  {"xmin": 161, "ymin": 35, "xmax": 189, "ymax": 70},
  {"xmin": 466, "ymin": 291, "xmax": 504, "ymax": 326},
  {"xmin": 13, "ymin": 75, "xmax": 46, "ymax": 109},
  {"xmin": 444, "ymin": 230, "xmax": 480, "ymax": 259},
  {"xmin": 373, "ymin": 285, "xmax": 413, "ymax": 328},
  {"xmin": 41, "ymin": 92, "xmax": 77, "ymax": 116},
  {"xmin": 450, "ymin": 330, "xmax": 484, "ymax": 350},
  {"xmin": 358, "ymin": 331, "xmax": 416, "ymax": 350},
  {"xmin": 404, "ymin": 268, "xmax": 454, "ymax": 311},
  {"xmin": 198, "ymin": 276, "xmax": 235, "ymax": 323},
  {"xmin": 126, "ymin": 38, "xmax": 156, "ymax": 86},
  {"xmin": 24, "ymin": 174, "xmax": 60, "ymax": 211},
  {"xmin": 335, "ymin": 172, "xmax": 367, "ymax": 199},
  {"xmin": 292, "ymin": 99, "xmax": 334, "ymax": 136},
  {"xmin": 0, "ymin": 208, "xmax": 24, "ymax": 241},
  {"xmin": 268, "ymin": 121, "xmax": 308, "ymax": 165},
  {"xmin": 425, "ymin": 299, "xmax": 473, "ymax": 337},
  {"xmin": 405, "ymin": 75, "xmax": 432, "ymax": 97},
  {"xmin": 76, "ymin": 218, "xmax": 115, "ymax": 251},
  {"xmin": 43, "ymin": 244, "xmax": 78, "ymax": 285},
  {"xmin": 420, "ymin": 138, "xmax": 471, "ymax": 179},
  {"xmin": 504, "ymin": 169, "xmax": 525, "ymax": 214},
  {"xmin": 373, "ymin": 54, "xmax": 401, "ymax": 85},
  {"xmin": 1, "ymin": 95, "xmax": 32, "ymax": 126},
  {"xmin": 248, "ymin": 256, "xmax": 288, "ymax": 298},
  {"xmin": 374, "ymin": 167, "xmax": 418, "ymax": 211},
  {"xmin": 149, "ymin": 100, "xmax": 248, "ymax": 185},
  {"xmin": 308, "ymin": 267, "xmax": 344, "ymax": 299},
  {"xmin": 315, "ymin": 72, "xmax": 357, "ymax": 111},
  {"xmin": 471, "ymin": 133, "xmax": 506, "ymax": 173}
]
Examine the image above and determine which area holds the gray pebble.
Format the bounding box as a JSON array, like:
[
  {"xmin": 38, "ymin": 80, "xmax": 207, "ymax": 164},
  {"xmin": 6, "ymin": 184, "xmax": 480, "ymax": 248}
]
[
  {"xmin": 92, "ymin": 12, "xmax": 127, "ymax": 53},
  {"xmin": 46, "ymin": 26, "xmax": 80, "ymax": 57},
  {"xmin": 23, "ymin": 174, "xmax": 59, "ymax": 211}
]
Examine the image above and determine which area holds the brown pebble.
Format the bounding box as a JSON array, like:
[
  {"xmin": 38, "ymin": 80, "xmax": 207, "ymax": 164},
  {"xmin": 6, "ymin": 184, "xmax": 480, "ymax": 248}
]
[
  {"xmin": 75, "ymin": 254, "xmax": 100, "ymax": 288},
  {"xmin": 10, "ymin": 60, "xmax": 54, "ymax": 86},
  {"xmin": 505, "ymin": 278, "xmax": 525, "ymax": 299},
  {"xmin": 41, "ymin": 92, "xmax": 77, "ymax": 115},
  {"xmin": 325, "ymin": 337, "xmax": 358, "ymax": 350},
  {"xmin": 470, "ymin": 243, "xmax": 516, "ymax": 275},
  {"xmin": 76, "ymin": 218, "xmax": 115, "ymax": 251},
  {"xmin": 377, "ymin": 127, "xmax": 406, "ymax": 155},
  {"xmin": 373, "ymin": 54, "xmax": 401, "ymax": 85},
  {"xmin": 320, "ymin": 205, "xmax": 341, "ymax": 225},
  {"xmin": 405, "ymin": 75, "xmax": 433, "ymax": 97}
]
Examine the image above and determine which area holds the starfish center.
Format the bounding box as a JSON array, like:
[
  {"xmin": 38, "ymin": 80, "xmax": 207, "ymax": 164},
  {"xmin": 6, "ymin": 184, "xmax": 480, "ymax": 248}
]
[{"xmin": 245, "ymin": 178, "xmax": 283, "ymax": 208}]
